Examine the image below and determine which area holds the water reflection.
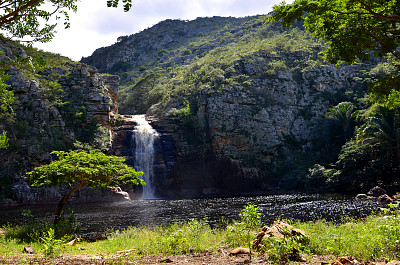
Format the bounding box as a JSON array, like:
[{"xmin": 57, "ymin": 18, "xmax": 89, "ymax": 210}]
[{"xmin": 0, "ymin": 194, "xmax": 379, "ymax": 232}]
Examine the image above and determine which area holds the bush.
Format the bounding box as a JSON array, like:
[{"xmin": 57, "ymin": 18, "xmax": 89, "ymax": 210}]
[{"xmin": 4, "ymin": 208, "xmax": 80, "ymax": 243}]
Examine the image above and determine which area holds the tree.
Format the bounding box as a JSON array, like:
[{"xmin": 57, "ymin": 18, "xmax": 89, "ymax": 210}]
[
  {"xmin": 0, "ymin": 0, "xmax": 133, "ymax": 43},
  {"xmin": 268, "ymin": 0, "xmax": 400, "ymax": 64},
  {"xmin": 26, "ymin": 150, "xmax": 144, "ymax": 224},
  {"xmin": 267, "ymin": 0, "xmax": 400, "ymax": 107},
  {"xmin": 326, "ymin": 102, "xmax": 355, "ymax": 141}
]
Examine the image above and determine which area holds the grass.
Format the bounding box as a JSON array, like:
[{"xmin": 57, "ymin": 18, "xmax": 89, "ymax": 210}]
[
  {"xmin": 0, "ymin": 204, "xmax": 399, "ymax": 263},
  {"xmin": 295, "ymin": 214, "xmax": 400, "ymax": 261}
]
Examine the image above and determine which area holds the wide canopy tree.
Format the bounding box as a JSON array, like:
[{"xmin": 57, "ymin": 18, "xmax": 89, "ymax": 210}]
[
  {"xmin": 26, "ymin": 150, "xmax": 144, "ymax": 224},
  {"xmin": 267, "ymin": 0, "xmax": 400, "ymax": 107}
]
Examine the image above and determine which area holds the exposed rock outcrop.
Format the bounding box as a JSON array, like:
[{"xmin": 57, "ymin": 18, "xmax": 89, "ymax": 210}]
[
  {"xmin": 0, "ymin": 42, "xmax": 122, "ymax": 204},
  {"xmin": 147, "ymin": 52, "xmax": 372, "ymax": 197},
  {"xmin": 367, "ymin": 186, "xmax": 387, "ymax": 197}
]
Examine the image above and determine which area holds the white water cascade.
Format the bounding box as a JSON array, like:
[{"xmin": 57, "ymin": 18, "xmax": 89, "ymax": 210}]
[{"xmin": 132, "ymin": 114, "xmax": 159, "ymax": 199}]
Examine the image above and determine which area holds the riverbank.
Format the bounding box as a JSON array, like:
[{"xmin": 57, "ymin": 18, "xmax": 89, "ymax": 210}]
[{"xmin": 1, "ymin": 203, "xmax": 399, "ymax": 264}]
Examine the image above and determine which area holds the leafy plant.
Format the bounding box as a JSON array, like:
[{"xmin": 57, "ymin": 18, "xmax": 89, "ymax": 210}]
[
  {"xmin": 3, "ymin": 208, "xmax": 80, "ymax": 243},
  {"xmin": 380, "ymin": 203, "xmax": 400, "ymax": 255},
  {"xmin": 261, "ymin": 232, "xmax": 309, "ymax": 263},
  {"xmin": 240, "ymin": 203, "xmax": 261, "ymax": 260},
  {"xmin": 0, "ymin": 131, "xmax": 8, "ymax": 148},
  {"xmin": 40, "ymin": 228, "xmax": 62, "ymax": 257}
]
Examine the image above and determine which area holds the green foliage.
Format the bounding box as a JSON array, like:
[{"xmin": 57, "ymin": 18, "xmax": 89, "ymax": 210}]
[
  {"xmin": 107, "ymin": 0, "xmax": 133, "ymax": 12},
  {"xmin": 26, "ymin": 150, "xmax": 144, "ymax": 188},
  {"xmin": 268, "ymin": 0, "xmax": 400, "ymax": 110},
  {"xmin": 268, "ymin": 0, "xmax": 400, "ymax": 64},
  {"xmin": 38, "ymin": 79, "xmax": 64, "ymax": 106},
  {"xmin": 240, "ymin": 203, "xmax": 261, "ymax": 259},
  {"xmin": 261, "ymin": 233, "xmax": 310, "ymax": 263},
  {"xmin": 0, "ymin": 0, "xmax": 77, "ymax": 43},
  {"xmin": 0, "ymin": 130, "xmax": 8, "ymax": 148},
  {"xmin": 182, "ymin": 49, "xmax": 192, "ymax": 56},
  {"xmin": 2, "ymin": 210, "xmax": 400, "ymax": 262},
  {"xmin": 326, "ymin": 102, "xmax": 356, "ymax": 140},
  {"xmin": 0, "ymin": 69, "xmax": 14, "ymax": 116},
  {"xmin": 326, "ymin": 105, "xmax": 400, "ymax": 191},
  {"xmin": 240, "ymin": 203, "xmax": 261, "ymax": 230},
  {"xmin": 1, "ymin": 0, "xmax": 133, "ymax": 43},
  {"xmin": 3, "ymin": 209, "xmax": 80, "ymax": 243},
  {"xmin": 116, "ymin": 15, "xmax": 320, "ymax": 115},
  {"xmin": 379, "ymin": 203, "xmax": 400, "ymax": 255},
  {"xmin": 110, "ymin": 61, "xmax": 133, "ymax": 73},
  {"xmin": 26, "ymin": 150, "xmax": 144, "ymax": 224},
  {"xmin": 40, "ymin": 228, "xmax": 62, "ymax": 257}
]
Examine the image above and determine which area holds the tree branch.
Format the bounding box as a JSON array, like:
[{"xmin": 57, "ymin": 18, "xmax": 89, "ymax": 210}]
[
  {"xmin": 0, "ymin": 0, "xmax": 42, "ymax": 27},
  {"xmin": 328, "ymin": 1, "xmax": 400, "ymax": 22}
]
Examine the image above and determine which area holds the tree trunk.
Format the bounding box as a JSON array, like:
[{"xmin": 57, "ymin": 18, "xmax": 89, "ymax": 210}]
[{"xmin": 54, "ymin": 179, "xmax": 86, "ymax": 225}]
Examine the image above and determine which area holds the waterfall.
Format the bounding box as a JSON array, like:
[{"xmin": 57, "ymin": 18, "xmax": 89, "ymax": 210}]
[{"xmin": 132, "ymin": 114, "xmax": 159, "ymax": 199}]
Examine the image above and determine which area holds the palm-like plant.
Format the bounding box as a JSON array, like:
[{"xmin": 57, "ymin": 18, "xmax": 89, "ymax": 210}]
[
  {"xmin": 326, "ymin": 102, "xmax": 355, "ymax": 141},
  {"xmin": 356, "ymin": 107, "xmax": 400, "ymax": 160}
]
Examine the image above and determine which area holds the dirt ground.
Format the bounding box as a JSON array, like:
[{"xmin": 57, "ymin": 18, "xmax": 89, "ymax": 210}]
[{"xmin": 0, "ymin": 253, "xmax": 337, "ymax": 265}]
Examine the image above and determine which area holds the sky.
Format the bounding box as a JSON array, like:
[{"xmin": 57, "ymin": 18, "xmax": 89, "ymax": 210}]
[{"xmin": 34, "ymin": 0, "xmax": 291, "ymax": 61}]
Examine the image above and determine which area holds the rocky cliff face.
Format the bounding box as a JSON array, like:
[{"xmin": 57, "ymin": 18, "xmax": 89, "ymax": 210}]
[
  {"xmin": 79, "ymin": 15, "xmax": 375, "ymax": 198},
  {"xmin": 147, "ymin": 51, "xmax": 370, "ymax": 197},
  {"xmin": 0, "ymin": 42, "xmax": 125, "ymax": 204}
]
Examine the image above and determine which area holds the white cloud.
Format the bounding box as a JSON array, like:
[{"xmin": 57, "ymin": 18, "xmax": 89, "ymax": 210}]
[{"xmin": 34, "ymin": 0, "xmax": 292, "ymax": 61}]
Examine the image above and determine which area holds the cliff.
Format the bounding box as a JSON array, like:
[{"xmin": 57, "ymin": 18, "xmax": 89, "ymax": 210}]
[
  {"xmin": 0, "ymin": 42, "xmax": 124, "ymax": 204},
  {"xmin": 82, "ymin": 15, "xmax": 376, "ymax": 197}
]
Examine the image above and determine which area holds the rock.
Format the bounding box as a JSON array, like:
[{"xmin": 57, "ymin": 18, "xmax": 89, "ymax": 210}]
[
  {"xmin": 23, "ymin": 246, "xmax": 35, "ymax": 254},
  {"xmin": 253, "ymin": 220, "xmax": 309, "ymax": 250},
  {"xmin": 387, "ymin": 260, "xmax": 400, "ymax": 265},
  {"xmin": 108, "ymin": 186, "xmax": 131, "ymax": 200},
  {"xmin": 331, "ymin": 257, "xmax": 360, "ymax": 265},
  {"xmin": 229, "ymin": 247, "xmax": 255, "ymax": 256},
  {"xmin": 377, "ymin": 194, "xmax": 394, "ymax": 204},
  {"xmin": 159, "ymin": 258, "xmax": 173, "ymax": 263},
  {"xmin": 0, "ymin": 40, "xmax": 120, "ymax": 204},
  {"xmin": 355, "ymin": 194, "xmax": 368, "ymax": 200},
  {"xmin": 367, "ymin": 186, "xmax": 387, "ymax": 197},
  {"xmin": 82, "ymin": 232, "xmax": 110, "ymax": 242},
  {"xmin": 64, "ymin": 237, "xmax": 81, "ymax": 246}
]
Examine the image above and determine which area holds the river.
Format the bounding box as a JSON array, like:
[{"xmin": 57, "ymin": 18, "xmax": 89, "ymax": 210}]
[{"xmin": 0, "ymin": 194, "xmax": 379, "ymax": 232}]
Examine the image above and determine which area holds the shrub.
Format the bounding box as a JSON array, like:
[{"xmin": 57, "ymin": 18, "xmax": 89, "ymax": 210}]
[{"xmin": 4, "ymin": 208, "xmax": 80, "ymax": 243}]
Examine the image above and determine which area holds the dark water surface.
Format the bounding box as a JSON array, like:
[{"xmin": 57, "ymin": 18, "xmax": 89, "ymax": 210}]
[{"xmin": 0, "ymin": 194, "xmax": 379, "ymax": 232}]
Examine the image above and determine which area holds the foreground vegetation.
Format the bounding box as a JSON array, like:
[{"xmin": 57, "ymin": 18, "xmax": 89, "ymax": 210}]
[{"xmin": 1, "ymin": 203, "xmax": 399, "ymax": 264}]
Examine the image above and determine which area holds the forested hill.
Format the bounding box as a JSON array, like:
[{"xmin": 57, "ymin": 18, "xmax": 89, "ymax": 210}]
[
  {"xmin": 81, "ymin": 14, "xmax": 399, "ymax": 197},
  {"xmin": 82, "ymin": 15, "xmax": 308, "ymax": 114},
  {"xmin": 82, "ymin": 16, "xmax": 267, "ymax": 74}
]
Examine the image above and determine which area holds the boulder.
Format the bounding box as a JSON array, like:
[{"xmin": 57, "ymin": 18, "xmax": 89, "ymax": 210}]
[
  {"xmin": 229, "ymin": 247, "xmax": 255, "ymax": 256},
  {"xmin": 81, "ymin": 232, "xmax": 110, "ymax": 242},
  {"xmin": 355, "ymin": 194, "xmax": 368, "ymax": 200},
  {"xmin": 367, "ymin": 186, "xmax": 387, "ymax": 197},
  {"xmin": 64, "ymin": 237, "xmax": 81, "ymax": 246},
  {"xmin": 253, "ymin": 220, "xmax": 309, "ymax": 250},
  {"xmin": 23, "ymin": 246, "xmax": 35, "ymax": 254},
  {"xmin": 331, "ymin": 256, "xmax": 361, "ymax": 265},
  {"xmin": 377, "ymin": 194, "xmax": 394, "ymax": 204}
]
